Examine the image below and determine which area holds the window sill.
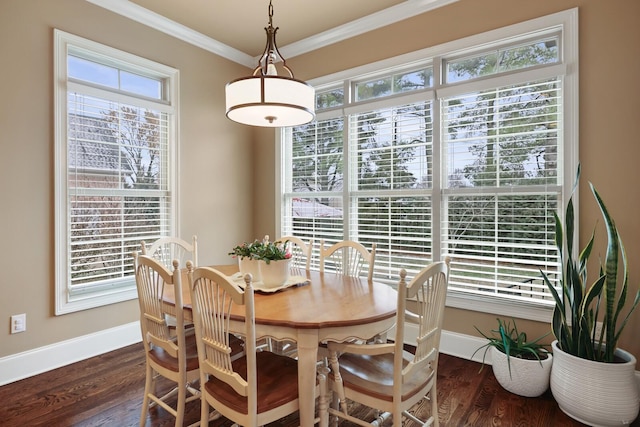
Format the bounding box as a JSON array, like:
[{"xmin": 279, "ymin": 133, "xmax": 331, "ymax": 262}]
[
  {"xmin": 445, "ymin": 291, "xmax": 554, "ymax": 323},
  {"xmin": 56, "ymin": 285, "xmax": 137, "ymax": 315}
]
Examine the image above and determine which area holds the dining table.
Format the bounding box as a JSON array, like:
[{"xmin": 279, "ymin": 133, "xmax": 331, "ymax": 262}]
[{"xmin": 163, "ymin": 264, "xmax": 398, "ymax": 427}]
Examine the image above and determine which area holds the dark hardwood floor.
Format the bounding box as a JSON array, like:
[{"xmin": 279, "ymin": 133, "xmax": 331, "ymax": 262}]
[{"xmin": 0, "ymin": 342, "xmax": 627, "ymax": 426}]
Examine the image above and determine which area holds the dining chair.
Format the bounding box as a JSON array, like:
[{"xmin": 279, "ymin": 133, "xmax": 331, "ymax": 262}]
[
  {"xmin": 319, "ymin": 239, "xmax": 376, "ymax": 282},
  {"xmin": 141, "ymin": 235, "xmax": 199, "ymax": 330},
  {"xmin": 324, "ymin": 257, "xmax": 450, "ymax": 427},
  {"xmin": 278, "ymin": 235, "xmax": 314, "ymax": 270},
  {"xmin": 133, "ymin": 252, "xmax": 200, "ymax": 427},
  {"xmin": 187, "ymin": 263, "xmax": 317, "ymax": 427},
  {"xmin": 142, "ymin": 235, "xmax": 198, "ymax": 269}
]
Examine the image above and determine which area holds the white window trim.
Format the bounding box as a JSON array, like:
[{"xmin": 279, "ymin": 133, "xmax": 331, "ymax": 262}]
[
  {"xmin": 277, "ymin": 8, "xmax": 578, "ymax": 322},
  {"xmin": 54, "ymin": 29, "xmax": 180, "ymax": 314}
]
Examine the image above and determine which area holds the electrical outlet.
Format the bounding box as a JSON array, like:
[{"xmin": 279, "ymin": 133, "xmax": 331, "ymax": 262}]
[{"xmin": 10, "ymin": 313, "xmax": 26, "ymax": 334}]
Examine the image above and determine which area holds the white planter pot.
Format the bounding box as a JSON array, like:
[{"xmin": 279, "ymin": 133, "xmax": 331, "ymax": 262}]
[
  {"xmin": 490, "ymin": 346, "xmax": 552, "ymax": 397},
  {"xmin": 238, "ymin": 258, "xmax": 261, "ymax": 282},
  {"xmin": 550, "ymin": 340, "xmax": 640, "ymax": 426},
  {"xmin": 259, "ymin": 259, "xmax": 291, "ymax": 289}
]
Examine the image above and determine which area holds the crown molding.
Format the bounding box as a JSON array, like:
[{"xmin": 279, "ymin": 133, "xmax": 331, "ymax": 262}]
[
  {"xmin": 278, "ymin": 0, "xmax": 459, "ymax": 59},
  {"xmin": 86, "ymin": 0, "xmax": 256, "ymax": 67},
  {"xmin": 86, "ymin": 0, "xmax": 458, "ymax": 69}
]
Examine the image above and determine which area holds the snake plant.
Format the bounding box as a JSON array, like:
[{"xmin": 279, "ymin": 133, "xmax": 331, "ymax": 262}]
[{"xmin": 542, "ymin": 165, "xmax": 640, "ymax": 362}]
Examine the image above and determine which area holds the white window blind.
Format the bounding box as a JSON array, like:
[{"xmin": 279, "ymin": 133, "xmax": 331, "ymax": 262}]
[
  {"xmin": 442, "ymin": 78, "xmax": 561, "ymax": 302},
  {"xmin": 279, "ymin": 10, "xmax": 578, "ymax": 318},
  {"xmin": 67, "ymin": 93, "xmax": 171, "ymax": 294},
  {"xmin": 282, "ymin": 118, "xmax": 345, "ymax": 268},
  {"xmin": 350, "ymin": 101, "xmax": 433, "ymax": 280},
  {"xmin": 55, "ymin": 30, "xmax": 178, "ymax": 314}
]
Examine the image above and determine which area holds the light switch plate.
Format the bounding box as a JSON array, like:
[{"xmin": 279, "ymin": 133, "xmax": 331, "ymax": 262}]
[{"xmin": 10, "ymin": 313, "xmax": 26, "ymax": 334}]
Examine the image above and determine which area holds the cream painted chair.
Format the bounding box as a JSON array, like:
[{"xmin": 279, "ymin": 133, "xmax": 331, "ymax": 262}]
[
  {"xmin": 142, "ymin": 235, "xmax": 198, "ymax": 269},
  {"xmin": 319, "ymin": 239, "xmax": 376, "ymax": 282},
  {"xmin": 325, "ymin": 258, "xmax": 450, "ymax": 427},
  {"xmin": 278, "ymin": 235, "xmax": 314, "ymax": 270},
  {"xmin": 141, "ymin": 235, "xmax": 198, "ymax": 330},
  {"xmin": 133, "ymin": 253, "xmax": 200, "ymax": 427},
  {"xmin": 187, "ymin": 263, "xmax": 312, "ymax": 426}
]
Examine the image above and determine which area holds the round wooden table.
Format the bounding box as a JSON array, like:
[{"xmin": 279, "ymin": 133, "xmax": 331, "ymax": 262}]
[{"xmin": 165, "ymin": 265, "xmax": 398, "ymax": 427}]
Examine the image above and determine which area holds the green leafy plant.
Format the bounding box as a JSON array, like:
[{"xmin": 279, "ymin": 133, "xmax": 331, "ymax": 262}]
[
  {"xmin": 254, "ymin": 237, "xmax": 292, "ymax": 264},
  {"xmin": 472, "ymin": 317, "xmax": 549, "ymax": 378},
  {"xmin": 542, "ymin": 165, "xmax": 640, "ymax": 362},
  {"xmin": 228, "ymin": 236, "xmax": 292, "ymax": 264},
  {"xmin": 228, "ymin": 240, "xmax": 261, "ymax": 260}
]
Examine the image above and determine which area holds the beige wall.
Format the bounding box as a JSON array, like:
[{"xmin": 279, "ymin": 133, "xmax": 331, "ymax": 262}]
[
  {"xmin": 256, "ymin": 0, "xmax": 640, "ymax": 358},
  {"xmin": 2, "ymin": 0, "xmax": 640, "ymax": 364},
  {"xmin": 0, "ymin": 0, "xmax": 256, "ymax": 358}
]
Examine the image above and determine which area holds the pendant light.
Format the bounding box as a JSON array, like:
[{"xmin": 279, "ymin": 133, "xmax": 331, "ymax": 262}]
[{"xmin": 225, "ymin": 1, "xmax": 315, "ymax": 127}]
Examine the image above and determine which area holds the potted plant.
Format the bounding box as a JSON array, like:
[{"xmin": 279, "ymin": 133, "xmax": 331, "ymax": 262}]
[
  {"xmin": 472, "ymin": 318, "xmax": 552, "ymax": 397},
  {"xmin": 541, "ymin": 166, "xmax": 640, "ymax": 426},
  {"xmin": 229, "ymin": 236, "xmax": 293, "ymax": 287},
  {"xmin": 254, "ymin": 236, "xmax": 292, "ymax": 288},
  {"xmin": 229, "ymin": 239, "xmax": 262, "ymax": 281}
]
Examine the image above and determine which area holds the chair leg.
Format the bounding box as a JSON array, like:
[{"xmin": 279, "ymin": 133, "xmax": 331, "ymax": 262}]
[
  {"xmin": 430, "ymin": 385, "xmax": 439, "ymax": 427},
  {"xmin": 200, "ymin": 393, "xmax": 210, "ymax": 427},
  {"xmin": 327, "ymin": 352, "xmax": 348, "ymax": 415},
  {"xmin": 175, "ymin": 381, "xmax": 186, "ymax": 427},
  {"xmin": 140, "ymin": 363, "xmax": 153, "ymax": 427}
]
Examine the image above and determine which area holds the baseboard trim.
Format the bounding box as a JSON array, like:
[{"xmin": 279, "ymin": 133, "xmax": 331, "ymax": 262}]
[
  {"xmin": 0, "ymin": 321, "xmax": 141, "ymax": 386},
  {"xmin": 440, "ymin": 329, "xmax": 488, "ymax": 363},
  {"xmin": 0, "ymin": 323, "xmax": 489, "ymax": 387},
  {"xmin": 5, "ymin": 322, "xmax": 632, "ymax": 396}
]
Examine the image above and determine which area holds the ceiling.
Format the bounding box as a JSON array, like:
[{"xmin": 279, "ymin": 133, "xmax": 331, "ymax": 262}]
[{"xmin": 87, "ymin": 0, "xmax": 458, "ymax": 68}]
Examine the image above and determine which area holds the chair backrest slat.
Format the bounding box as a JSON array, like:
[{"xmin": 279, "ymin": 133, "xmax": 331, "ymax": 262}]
[
  {"xmin": 319, "ymin": 240, "xmax": 376, "ymax": 282},
  {"xmin": 133, "ymin": 253, "xmax": 186, "ymax": 360},
  {"xmin": 142, "ymin": 235, "xmax": 198, "ymax": 269},
  {"xmin": 189, "ymin": 265, "xmax": 255, "ymax": 400},
  {"xmin": 278, "ymin": 236, "xmax": 313, "ymax": 271}
]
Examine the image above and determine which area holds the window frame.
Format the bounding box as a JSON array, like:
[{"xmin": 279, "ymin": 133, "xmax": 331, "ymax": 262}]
[
  {"xmin": 54, "ymin": 29, "xmax": 180, "ymax": 314},
  {"xmin": 277, "ymin": 8, "xmax": 578, "ymax": 322}
]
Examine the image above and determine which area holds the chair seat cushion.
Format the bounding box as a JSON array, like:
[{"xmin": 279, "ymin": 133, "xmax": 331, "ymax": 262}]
[
  {"xmin": 148, "ymin": 331, "xmax": 200, "ymax": 372},
  {"xmin": 333, "ymin": 350, "xmax": 434, "ymax": 402},
  {"xmin": 204, "ymin": 351, "xmax": 299, "ymax": 414}
]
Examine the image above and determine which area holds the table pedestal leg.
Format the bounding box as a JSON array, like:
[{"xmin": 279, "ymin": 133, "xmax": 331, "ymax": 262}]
[{"xmin": 297, "ymin": 330, "xmax": 319, "ymax": 427}]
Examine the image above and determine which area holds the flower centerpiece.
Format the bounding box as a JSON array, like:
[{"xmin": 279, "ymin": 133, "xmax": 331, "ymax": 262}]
[
  {"xmin": 228, "ymin": 240, "xmax": 262, "ymax": 281},
  {"xmin": 229, "ymin": 236, "xmax": 293, "ymax": 287},
  {"xmin": 228, "ymin": 240, "xmax": 260, "ymax": 259},
  {"xmin": 254, "ymin": 236, "xmax": 292, "ymax": 288},
  {"xmin": 254, "ymin": 236, "xmax": 292, "ymax": 264}
]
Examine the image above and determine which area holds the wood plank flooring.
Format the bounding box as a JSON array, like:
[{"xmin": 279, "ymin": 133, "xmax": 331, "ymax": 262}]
[{"xmin": 0, "ymin": 342, "xmax": 632, "ymax": 426}]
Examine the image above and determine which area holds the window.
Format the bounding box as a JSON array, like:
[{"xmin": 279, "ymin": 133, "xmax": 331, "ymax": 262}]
[
  {"xmin": 54, "ymin": 30, "xmax": 179, "ymax": 314},
  {"xmin": 279, "ymin": 9, "xmax": 578, "ymax": 321}
]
